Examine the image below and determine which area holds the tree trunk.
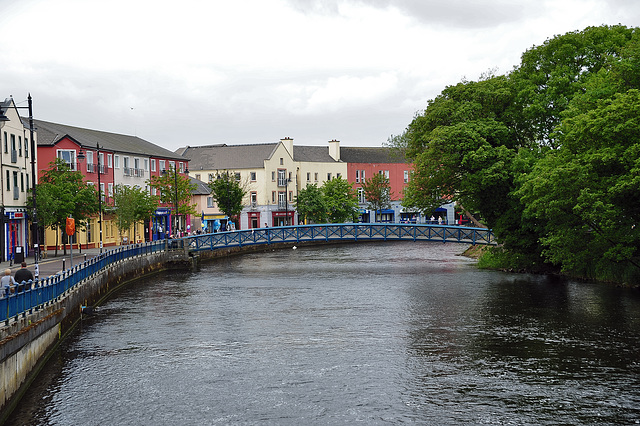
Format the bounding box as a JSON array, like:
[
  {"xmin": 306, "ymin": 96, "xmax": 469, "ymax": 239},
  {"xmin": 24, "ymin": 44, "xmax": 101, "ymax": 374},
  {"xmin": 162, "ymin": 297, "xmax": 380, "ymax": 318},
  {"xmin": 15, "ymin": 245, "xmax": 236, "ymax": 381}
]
[{"xmin": 458, "ymin": 203, "xmax": 486, "ymax": 228}]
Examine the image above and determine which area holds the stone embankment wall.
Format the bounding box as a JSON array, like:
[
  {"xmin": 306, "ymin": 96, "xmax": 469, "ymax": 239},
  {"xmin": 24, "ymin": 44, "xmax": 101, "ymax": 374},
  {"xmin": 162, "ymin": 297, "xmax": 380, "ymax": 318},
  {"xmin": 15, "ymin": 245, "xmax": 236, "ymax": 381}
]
[{"xmin": 0, "ymin": 249, "xmax": 191, "ymax": 422}]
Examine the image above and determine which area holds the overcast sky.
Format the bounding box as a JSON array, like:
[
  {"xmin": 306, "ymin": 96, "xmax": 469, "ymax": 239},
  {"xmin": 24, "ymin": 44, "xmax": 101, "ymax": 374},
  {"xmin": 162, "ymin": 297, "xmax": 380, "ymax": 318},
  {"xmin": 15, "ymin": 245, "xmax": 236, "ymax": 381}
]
[{"xmin": 1, "ymin": 0, "xmax": 638, "ymax": 152}]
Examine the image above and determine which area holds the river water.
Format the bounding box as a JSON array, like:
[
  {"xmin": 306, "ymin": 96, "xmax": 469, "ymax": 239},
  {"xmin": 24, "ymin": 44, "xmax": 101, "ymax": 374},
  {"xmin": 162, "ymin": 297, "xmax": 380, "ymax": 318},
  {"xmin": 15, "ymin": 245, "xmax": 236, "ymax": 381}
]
[{"xmin": 8, "ymin": 242, "xmax": 640, "ymax": 425}]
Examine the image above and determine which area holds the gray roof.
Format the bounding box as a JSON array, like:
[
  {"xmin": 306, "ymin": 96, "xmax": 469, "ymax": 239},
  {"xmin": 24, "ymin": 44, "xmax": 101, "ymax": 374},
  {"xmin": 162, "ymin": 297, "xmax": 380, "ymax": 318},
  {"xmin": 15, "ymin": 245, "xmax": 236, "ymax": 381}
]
[
  {"xmin": 189, "ymin": 176, "xmax": 211, "ymax": 195},
  {"xmin": 339, "ymin": 147, "xmax": 408, "ymax": 164},
  {"xmin": 27, "ymin": 118, "xmax": 184, "ymax": 160},
  {"xmin": 293, "ymin": 145, "xmax": 338, "ymax": 162},
  {"xmin": 179, "ymin": 143, "xmax": 278, "ymax": 170}
]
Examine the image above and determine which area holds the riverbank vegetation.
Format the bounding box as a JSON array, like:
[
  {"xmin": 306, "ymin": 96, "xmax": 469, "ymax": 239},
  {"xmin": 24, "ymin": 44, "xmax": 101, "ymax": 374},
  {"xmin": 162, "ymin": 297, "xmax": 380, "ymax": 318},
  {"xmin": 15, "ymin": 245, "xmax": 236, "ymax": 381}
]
[{"xmin": 395, "ymin": 25, "xmax": 640, "ymax": 286}]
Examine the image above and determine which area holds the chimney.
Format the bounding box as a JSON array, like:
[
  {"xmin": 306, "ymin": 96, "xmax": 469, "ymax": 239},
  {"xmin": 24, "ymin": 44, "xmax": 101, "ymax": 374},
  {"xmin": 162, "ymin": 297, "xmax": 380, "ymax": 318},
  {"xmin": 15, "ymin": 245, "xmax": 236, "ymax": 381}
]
[
  {"xmin": 328, "ymin": 139, "xmax": 340, "ymax": 161},
  {"xmin": 280, "ymin": 137, "xmax": 294, "ymax": 157}
]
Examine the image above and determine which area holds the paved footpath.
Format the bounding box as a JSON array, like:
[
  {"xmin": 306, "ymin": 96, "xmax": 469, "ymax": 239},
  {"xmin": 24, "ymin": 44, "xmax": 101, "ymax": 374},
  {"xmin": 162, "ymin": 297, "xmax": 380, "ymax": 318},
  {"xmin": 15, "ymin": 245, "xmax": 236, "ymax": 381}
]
[{"xmin": 0, "ymin": 247, "xmax": 104, "ymax": 281}]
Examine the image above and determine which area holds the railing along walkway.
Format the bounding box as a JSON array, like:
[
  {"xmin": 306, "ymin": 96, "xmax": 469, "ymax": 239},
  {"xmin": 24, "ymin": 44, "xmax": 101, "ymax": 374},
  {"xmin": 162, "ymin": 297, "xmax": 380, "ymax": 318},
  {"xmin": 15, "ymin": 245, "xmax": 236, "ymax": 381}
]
[
  {"xmin": 187, "ymin": 223, "xmax": 495, "ymax": 253},
  {"xmin": 1, "ymin": 240, "xmax": 168, "ymax": 324}
]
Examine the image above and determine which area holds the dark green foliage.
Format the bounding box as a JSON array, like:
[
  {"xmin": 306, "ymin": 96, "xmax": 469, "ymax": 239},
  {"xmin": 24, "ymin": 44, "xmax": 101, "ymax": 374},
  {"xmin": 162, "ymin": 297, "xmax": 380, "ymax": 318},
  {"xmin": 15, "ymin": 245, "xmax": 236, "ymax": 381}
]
[{"xmin": 402, "ymin": 24, "xmax": 640, "ymax": 283}]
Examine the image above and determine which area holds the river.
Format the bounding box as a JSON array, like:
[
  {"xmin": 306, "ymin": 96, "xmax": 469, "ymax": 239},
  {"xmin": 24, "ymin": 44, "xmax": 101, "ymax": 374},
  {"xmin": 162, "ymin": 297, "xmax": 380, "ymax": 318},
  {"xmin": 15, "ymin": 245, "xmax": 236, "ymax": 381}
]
[{"xmin": 7, "ymin": 242, "xmax": 640, "ymax": 425}]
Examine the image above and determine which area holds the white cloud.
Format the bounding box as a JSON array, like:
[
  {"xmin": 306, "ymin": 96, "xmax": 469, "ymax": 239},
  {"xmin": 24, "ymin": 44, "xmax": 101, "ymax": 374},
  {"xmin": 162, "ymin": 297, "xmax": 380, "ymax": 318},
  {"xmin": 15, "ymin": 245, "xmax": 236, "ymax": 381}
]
[{"xmin": 1, "ymin": 0, "xmax": 638, "ymax": 149}]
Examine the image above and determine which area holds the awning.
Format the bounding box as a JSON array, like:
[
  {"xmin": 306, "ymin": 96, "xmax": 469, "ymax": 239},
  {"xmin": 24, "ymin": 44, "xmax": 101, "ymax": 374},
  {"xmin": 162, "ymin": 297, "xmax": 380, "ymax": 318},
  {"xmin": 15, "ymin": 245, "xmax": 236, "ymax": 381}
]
[{"xmin": 203, "ymin": 214, "xmax": 228, "ymax": 220}]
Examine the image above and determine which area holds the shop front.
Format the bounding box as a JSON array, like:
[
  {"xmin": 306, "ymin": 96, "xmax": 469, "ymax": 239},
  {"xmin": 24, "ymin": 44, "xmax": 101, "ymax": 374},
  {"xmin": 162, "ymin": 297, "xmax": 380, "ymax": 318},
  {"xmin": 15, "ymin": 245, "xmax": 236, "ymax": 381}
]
[
  {"xmin": 151, "ymin": 207, "xmax": 171, "ymax": 240},
  {"xmin": 3, "ymin": 209, "xmax": 28, "ymax": 262},
  {"xmin": 272, "ymin": 210, "xmax": 294, "ymax": 227}
]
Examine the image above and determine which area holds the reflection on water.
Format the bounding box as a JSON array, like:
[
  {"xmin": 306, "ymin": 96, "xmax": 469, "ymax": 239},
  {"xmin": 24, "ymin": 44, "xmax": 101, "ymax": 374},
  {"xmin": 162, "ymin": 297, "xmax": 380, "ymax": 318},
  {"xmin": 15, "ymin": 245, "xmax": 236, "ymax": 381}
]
[{"xmin": 8, "ymin": 242, "xmax": 640, "ymax": 425}]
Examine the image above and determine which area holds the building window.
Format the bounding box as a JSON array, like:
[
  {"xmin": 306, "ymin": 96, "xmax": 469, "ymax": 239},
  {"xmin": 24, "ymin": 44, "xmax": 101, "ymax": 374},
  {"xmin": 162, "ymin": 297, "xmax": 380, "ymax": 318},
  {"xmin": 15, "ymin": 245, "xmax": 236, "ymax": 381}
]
[
  {"xmin": 280, "ymin": 158, "xmax": 283, "ymax": 165},
  {"xmin": 337, "ymin": 173, "xmax": 341, "ymax": 179},
  {"xmin": 207, "ymin": 196, "xmax": 214, "ymax": 208},
  {"xmin": 379, "ymin": 170, "xmax": 389, "ymax": 179},
  {"xmin": 20, "ymin": 173, "xmax": 24, "ymax": 191},
  {"xmin": 327, "ymin": 173, "xmax": 331, "ymax": 181},
  {"xmin": 151, "ymin": 159, "xmax": 156, "ymax": 172},
  {"xmin": 208, "ymin": 173, "xmax": 214, "ymax": 182},
  {"xmin": 272, "ymin": 171, "xmax": 276, "ymax": 182},
  {"xmin": 108, "ymin": 154, "xmax": 113, "ymax": 168},
  {"xmin": 272, "ymin": 191, "xmax": 276, "ymax": 203},
  {"xmin": 108, "ymin": 183, "xmax": 113, "ymax": 199},
  {"xmin": 24, "ymin": 137, "xmax": 28, "ymax": 158},
  {"xmin": 144, "ymin": 158, "xmax": 149, "ymax": 171},
  {"xmin": 251, "ymin": 192, "xmax": 257, "ymax": 205},
  {"xmin": 314, "ymin": 172, "xmax": 318, "ymax": 182},
  {"xmin": 250, "ymin": 172, "xmax": 256, "ymax": 181},
  {"xmin": 235, "ymin": 172, "xmax": 241, "ymax": 181},
  {"xmin": 179, "ymin": 162, "xmax": 184, "ymax": 172},
  {"xmin": 57, "ymin": 149, "xmax": 77, "ymax": 170},
  {"xmin": 26, "ymin": 174, "xmax": 29, "ymax": 191},
  {"xmin": 195, "ymin": 174, "xmax": 201, "ymax": 181},
  {"xmin": 114, "ymin": 155, "xmax": 120, "ymax": 169},
  {"xmin": 5, "ymin": 170, "xmax": 8, "ymax": 191},
  {"xmin": 159, "ymin": 160, "xmax": 166, "ymax": 171},
  {"xmin": 86, "ymin": 151, "xmax": 94, "ymax": 172},
  {"xmin": 278, "ymin": 169, "xmax": 287, "ymax": 186},
  {"xmin": 99, "ymin": 153, "xmax": 105, "ymax": 170},
  {"xmin": 306, "ymin": 172, "xmax": 310, "ymax": 181},
  {"xmin": 404, "ymin": 170, "xmax": 409, "ymax": 183},
  {"xmin": 358, "ymin": 187, "xmax": 366, "ymax": 203},
  {"xmin": 18, "ymin": 136, "xmax": 22, "ymax": 157},
  {"xmin": 356, "ymin": 170, "xmax": 360, "ymax": 183},
  {"xmin": 169, "ymin": 161, "xmax": 175, "ymax": 170},
  {"xmin": 3, "ymin": 132, "xmax": 7, "ymax": 153}
]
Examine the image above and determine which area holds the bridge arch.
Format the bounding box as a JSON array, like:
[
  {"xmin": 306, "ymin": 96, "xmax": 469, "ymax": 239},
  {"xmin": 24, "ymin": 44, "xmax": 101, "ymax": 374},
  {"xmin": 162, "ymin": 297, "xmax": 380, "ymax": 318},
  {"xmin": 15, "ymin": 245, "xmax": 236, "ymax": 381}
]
[{"xmin": 186, "ymin": 223, "xmax": 495, "ymax": 253}]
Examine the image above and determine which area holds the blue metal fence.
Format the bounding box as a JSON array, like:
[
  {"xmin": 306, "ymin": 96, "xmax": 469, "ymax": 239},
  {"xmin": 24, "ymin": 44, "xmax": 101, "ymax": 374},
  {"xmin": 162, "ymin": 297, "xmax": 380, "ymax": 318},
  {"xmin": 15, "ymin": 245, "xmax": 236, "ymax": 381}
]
[{"xmin": 0, "ymin": 240, "xmax": 167, "ymax": 324}]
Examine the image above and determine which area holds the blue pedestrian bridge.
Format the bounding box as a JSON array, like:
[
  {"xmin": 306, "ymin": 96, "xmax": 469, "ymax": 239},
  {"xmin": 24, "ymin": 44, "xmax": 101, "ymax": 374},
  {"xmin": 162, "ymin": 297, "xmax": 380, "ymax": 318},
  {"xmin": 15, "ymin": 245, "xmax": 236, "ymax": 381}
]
[{"xmin": 186, "ymin": 223, "xmax": 495, "ymax": 252}]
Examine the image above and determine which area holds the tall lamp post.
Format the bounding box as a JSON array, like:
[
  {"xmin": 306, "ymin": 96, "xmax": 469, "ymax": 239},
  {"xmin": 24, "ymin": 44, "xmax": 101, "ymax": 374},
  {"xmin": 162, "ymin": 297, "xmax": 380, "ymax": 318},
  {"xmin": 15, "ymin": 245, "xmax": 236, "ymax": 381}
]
[
  {"xmin": 77, "ymin": 143, "xmax": 103, "ymax": 253},
  {"xmin": 0, "ymin": 94, "xmax": 39, "ymax": 272}
]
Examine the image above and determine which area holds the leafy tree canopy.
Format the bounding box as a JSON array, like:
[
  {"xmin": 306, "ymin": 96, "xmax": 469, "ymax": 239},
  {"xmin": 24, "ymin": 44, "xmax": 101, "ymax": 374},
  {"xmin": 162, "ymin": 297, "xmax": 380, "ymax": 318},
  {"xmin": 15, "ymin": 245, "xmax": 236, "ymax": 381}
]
[
  {"xmin": 207, "ymin": 171, "xmax": 247, "ymax": 221},
  {"xmin": 112, "ymin": 184, "xmax": 159, "ymax": 234},
  {"xmin": 321, "ymin": 177, "xmax": 359, "ymax": 223},
  {"xmin": 29, "ymin": 158, "xmax": 100, "ymax": 231},
  {"xmin": 147, "ymin": 167, "xmax": 197, "ymax": 217},
  {"xmin": 400, "ymin": 24, "xmax": 640, "ymax": 281},
  {"xmin": 295, "ymin": 183, "xmax": 327, "ymax": 224},
  {"xmin": 360, "ymin": 173, "xmax": 391, "ymax": 221}
]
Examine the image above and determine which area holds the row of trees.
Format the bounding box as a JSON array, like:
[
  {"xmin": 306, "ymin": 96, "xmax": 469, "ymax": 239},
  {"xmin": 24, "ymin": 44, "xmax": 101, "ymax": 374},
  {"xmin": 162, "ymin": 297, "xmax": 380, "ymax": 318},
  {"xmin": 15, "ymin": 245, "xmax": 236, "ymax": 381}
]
[
  {"xmin": 206, "ymin": 172, "xmax": 395, "ymax": 226},
  {"xmin": 31, "ymin": 160, "xmax": 197, "ymax": 254},
  {"xmin": 392, "ymin": 25, "xmax": 640, "ymax": 284}
]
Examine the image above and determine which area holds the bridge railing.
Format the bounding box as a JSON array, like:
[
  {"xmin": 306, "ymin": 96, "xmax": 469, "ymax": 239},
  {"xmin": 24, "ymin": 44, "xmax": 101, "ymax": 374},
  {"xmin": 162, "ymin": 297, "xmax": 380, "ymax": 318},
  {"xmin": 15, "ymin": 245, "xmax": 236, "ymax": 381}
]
[
  {"xmin": 186, "ymin": 223, "xmax": 495, "ymax": 252},
  {"xmin": 0, "ymin": 240, "xmax": 167, "ymax": 324}
]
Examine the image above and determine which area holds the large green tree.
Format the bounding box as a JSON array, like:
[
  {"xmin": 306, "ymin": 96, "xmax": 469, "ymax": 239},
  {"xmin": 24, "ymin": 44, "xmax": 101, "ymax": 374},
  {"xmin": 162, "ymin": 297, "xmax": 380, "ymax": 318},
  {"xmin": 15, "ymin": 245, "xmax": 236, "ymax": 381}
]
[
  {"xmin": 112, "ymin": 184, "xmax": 159, "ymax": 243},
  {"xmin": 147, "ymin": 166, "xmax": 197, "ymax": 229},
  {"xmin": 29, "ymin": 158, "xmax": 100, "ymax": 255},
  {"xmin": 207, "ymin": 171, "xmax": 247, "ymax": 224},
  {"xmin": 360, "ymin": 173, "xmax": 391, "ymax": 222},
  {"xmin": 321, "ymin": 177, "xmax": 359, "ymax": 223},
  {"xmin": 400, "ymin": 25, "xmax": 640, "ymax": 279},
  {"xmin": 295, "ymin": 184, "xmax": 327, "ymax": 224}
]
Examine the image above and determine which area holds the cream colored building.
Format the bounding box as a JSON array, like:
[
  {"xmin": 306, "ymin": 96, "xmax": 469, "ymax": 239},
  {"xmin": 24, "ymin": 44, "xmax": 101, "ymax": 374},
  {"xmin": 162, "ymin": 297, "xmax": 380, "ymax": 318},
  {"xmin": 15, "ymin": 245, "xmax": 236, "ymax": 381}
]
[{"xmin": 178, "ymin": 138, "xmax": 348, "ymax": 229}]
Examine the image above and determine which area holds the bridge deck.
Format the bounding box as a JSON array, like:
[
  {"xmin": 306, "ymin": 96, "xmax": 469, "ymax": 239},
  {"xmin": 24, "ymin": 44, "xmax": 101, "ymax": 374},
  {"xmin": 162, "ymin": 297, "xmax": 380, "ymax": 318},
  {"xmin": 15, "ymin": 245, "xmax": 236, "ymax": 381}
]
[{"xmin": 186, "ymin": 223, "xmax": 495, "ymax": 252}]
